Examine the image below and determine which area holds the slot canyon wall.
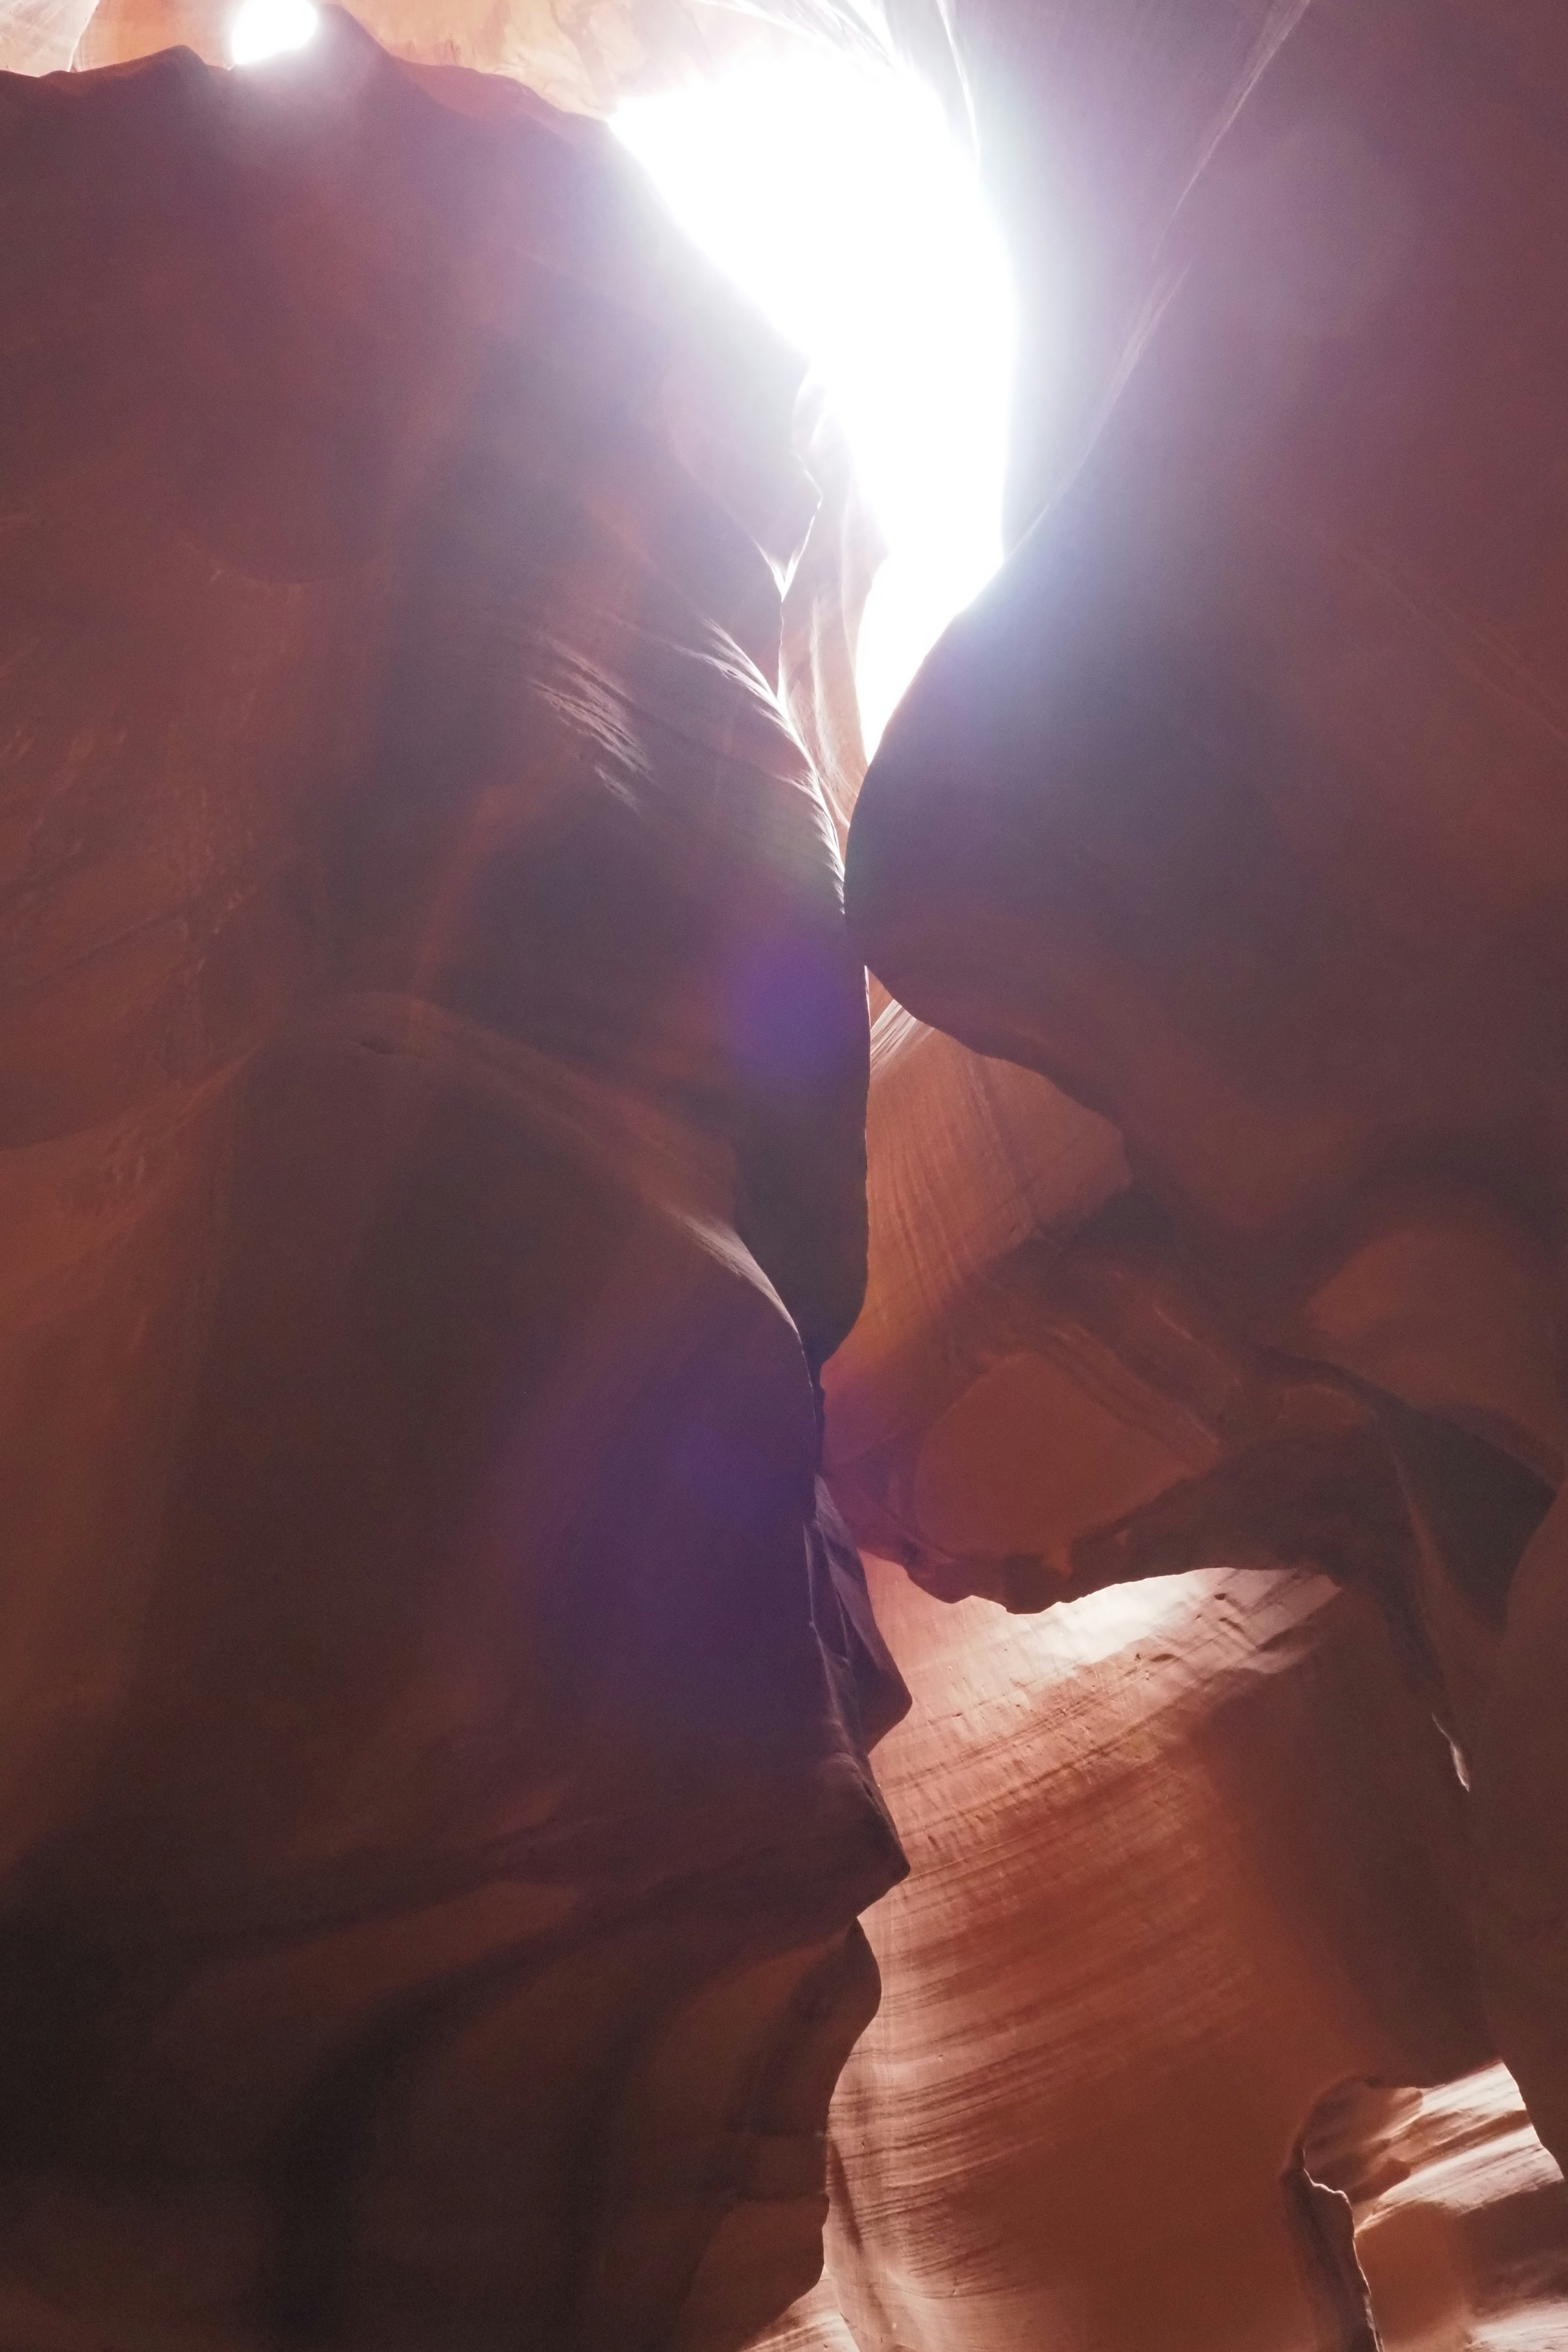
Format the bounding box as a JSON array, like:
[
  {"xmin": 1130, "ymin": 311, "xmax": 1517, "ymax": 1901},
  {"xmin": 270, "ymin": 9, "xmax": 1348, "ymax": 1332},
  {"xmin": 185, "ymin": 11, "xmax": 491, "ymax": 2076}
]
[
  {"xmin": 0, "ymin": 27, "xmax": 906, "ymax": 2346},
  {"xmin": 847, "ymin": 0, "xmax": 1568, "ymax": 2194},
  {"xmin": 2, "ymin": 3, "xmax": 1565, "ymax": 2351}
]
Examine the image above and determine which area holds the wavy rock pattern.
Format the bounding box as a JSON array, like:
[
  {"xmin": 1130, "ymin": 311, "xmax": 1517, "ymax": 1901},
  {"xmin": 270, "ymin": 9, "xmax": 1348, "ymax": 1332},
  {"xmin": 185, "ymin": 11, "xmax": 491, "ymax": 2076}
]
[
  {"xmin": 4, "ymin": 0, "xmax": 1567, "ymax": 2341},
  {"xmin": 0, "ymin": 22, "xmax": 905, "ymax": 2346},
  {"xmin": 849, "ymin": 0, "xmax": 1568, "ymax": 2177},
  {"xmin": 755, "ymin": 1558, "xmax": 1492, "ymax": 2352},
  {"xmin": 1300, "ymin": 2063, "xmax": 1568, "ymax": 2351}
]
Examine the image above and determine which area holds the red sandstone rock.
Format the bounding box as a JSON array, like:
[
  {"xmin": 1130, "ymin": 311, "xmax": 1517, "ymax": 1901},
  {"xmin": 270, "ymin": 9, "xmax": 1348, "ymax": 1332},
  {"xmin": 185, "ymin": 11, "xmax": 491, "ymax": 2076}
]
[
  {"xmin": 847, "ymin": 0, "xmax": 1568, "ymax": 2170},
  {"xmin": 8, "ymin": 0, "xmax": 1568, "ymax": 2336},
  {"xmin": 0, "ymin": 20, "xmax": 904, "ymax": 2345},
  {"xmin": 1299, "ymin": 2062, "xmax": 1568, "ymax": 2350},
  {"xmin": 756, "ymin": 1558, "xmax": 1492, "ymax": 2352},
  {"xmin": 853, "ymin": 2, "xmax": 1568, "ymax": 1327}
]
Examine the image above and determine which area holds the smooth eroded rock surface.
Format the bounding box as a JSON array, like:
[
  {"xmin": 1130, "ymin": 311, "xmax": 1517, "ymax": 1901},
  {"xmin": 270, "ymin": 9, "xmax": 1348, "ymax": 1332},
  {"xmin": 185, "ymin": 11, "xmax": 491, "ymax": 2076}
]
[
  {"xmin": 1301, "ymin": 2062, "xmax": 1568, "ymax": 2352},
  {"xmin": 0, "ymin": 21, "xmax": 905, "ymax": 2346},
  {"xmin": 847, "ymin": 0, "xmax": 1568, "ymax": 2172},
  {"xmin": 755, "ymin": 1559, "xmax": 1493, "ymax": 2351}
]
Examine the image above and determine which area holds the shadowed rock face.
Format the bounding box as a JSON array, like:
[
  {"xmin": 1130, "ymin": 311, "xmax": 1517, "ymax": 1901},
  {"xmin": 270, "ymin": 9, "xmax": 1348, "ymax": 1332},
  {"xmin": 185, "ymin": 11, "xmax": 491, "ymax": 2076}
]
[
  {"xmin": 0, "ymin": 20, "xmax": 907, "ymax": 2345},
  {"xmin": 847, "ymin": 0, "xmax": 1568, "ymax": 2180}
]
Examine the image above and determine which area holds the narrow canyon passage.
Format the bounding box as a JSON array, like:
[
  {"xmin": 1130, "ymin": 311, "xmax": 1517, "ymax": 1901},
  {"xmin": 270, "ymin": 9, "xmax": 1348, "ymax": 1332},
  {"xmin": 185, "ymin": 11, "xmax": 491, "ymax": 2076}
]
[{"xmin": 1, "ymin": 2, "xmax": 1566, "ymax": 2348}]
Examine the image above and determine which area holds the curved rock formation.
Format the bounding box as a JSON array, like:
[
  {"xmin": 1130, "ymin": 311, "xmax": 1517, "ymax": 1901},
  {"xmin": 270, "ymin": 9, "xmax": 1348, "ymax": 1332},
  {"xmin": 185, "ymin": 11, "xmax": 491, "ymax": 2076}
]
[
  {"xmin": 1298, "ymin": 2063, "xmax": 1568, "ymax": 2351},
  {"xmin": 0, "ymin": 21, "xmax": 905, "ymax": 2345},
  {"xmin": 757, "ymin": 1557, "xmax": 1494, "ymax": 2352},
  {"xmin": 848, "ymin": 0, "xmax": 1568, "ymax": 2178},
  {"xmin": 5, "ymin": 0, "xmax": 1567, "ymax": 2338}
]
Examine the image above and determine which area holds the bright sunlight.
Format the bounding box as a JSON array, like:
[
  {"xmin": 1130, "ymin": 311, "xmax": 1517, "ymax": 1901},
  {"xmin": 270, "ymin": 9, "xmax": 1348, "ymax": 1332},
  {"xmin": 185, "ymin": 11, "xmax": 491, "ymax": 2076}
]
[
  {"xmin": 615, "ymin": 53, "xmax": 1014, "ymax": 751},
  {"xmin": 229, "ymin": 0, "xmax": 318, "ymax": 66},
  {"xmin": 225, "ymin": 24, "xmax": 1013, "ymax": 747}
]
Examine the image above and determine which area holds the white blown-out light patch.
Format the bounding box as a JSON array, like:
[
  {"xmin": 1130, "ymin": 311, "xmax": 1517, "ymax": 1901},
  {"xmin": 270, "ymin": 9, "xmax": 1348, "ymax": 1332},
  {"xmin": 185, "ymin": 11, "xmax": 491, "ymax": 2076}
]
[
  {"xmin": 615, "ymin": 53, "xmax": 1014, "ymax": 753},
  {"xmin": 229, "ymin": 0, "xmax": 318, "ymax": 67}
]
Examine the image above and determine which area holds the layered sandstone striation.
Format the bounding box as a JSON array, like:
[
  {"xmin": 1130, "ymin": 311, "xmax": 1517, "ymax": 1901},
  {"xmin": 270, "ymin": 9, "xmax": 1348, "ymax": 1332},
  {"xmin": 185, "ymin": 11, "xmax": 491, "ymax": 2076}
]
[
  {"xmin": 755, "ymin": 1559, "xmax": 1505, "ymax": 2352},
  {"xmin": 1301, "ymin": 2062, "xmax": 1568, "ymax": 2351}
]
